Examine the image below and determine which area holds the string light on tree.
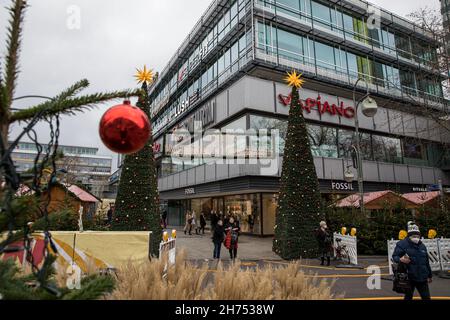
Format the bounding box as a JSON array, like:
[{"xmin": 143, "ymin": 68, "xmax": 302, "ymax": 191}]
[
  {"xmin": 112, "ymin": 66, "xmax": 162, "ymax": 257},
  {"xmin": 273, "ymin": 70, "xmax": 323, "ymax": 260}
]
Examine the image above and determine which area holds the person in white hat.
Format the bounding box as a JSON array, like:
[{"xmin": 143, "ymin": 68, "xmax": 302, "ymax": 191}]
[
  {"xmin": 315, "ymin": 221, "xmax": 332, "ymax": 266},
  {"xmin": 392, "ymin": 222, "xmax": 433, "ymax": 300}
]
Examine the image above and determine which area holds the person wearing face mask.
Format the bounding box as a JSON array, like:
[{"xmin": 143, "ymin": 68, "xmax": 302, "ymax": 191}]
[
  {"xmin": 315, "ymin": 221, "xmax": 333, "ymax": 266},
  {"xmin": 392, "ymin": 222, "xmax": 433, "ymax": 300}
]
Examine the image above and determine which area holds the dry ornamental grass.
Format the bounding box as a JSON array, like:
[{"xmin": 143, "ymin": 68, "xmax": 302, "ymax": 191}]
[{"xmin": 107, "ymin": 250, "xmax": 334, "ymax": 300}]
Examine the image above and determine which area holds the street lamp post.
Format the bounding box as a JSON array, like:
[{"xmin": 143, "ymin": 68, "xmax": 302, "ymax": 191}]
[{"xmin": 352, "ymin": 78, "xmax": 378, "ymax": 214}]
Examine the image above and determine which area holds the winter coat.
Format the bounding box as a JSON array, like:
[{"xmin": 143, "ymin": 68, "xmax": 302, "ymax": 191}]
[
  {"xmin": 210, "ymin": 213, "xmax": 218, "ymax": 227},
  {"xmin": 212, "ymin": 225, "xmax": 225, "ymax": 243},
  {"xmin": 224, "ymin": 222, "xmax": 240, "ymax": 249},
  {"xmin": 392, "ymin": 238, "xmax": 433, "ymax": 282},
  {"xmin": 315, "ymin": 228, "xmax": 333, "ymax": 252},
  {"xmin": 200, "ymin": 214, "xmax": 207, "ymax": 227}
]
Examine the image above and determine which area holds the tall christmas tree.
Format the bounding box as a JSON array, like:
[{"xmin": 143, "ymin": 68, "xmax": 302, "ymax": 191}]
[
  {"xmin": 112, "ymin": 66, "xmax": 162, "ymax": 257},
  {"xmin": 273, "ymin": 71, "xmax": 323, "ymax": 260}
]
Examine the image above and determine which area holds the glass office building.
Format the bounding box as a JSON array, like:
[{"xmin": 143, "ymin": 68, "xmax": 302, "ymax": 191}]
[
  {"xmin": 148, "ymin": 0, "xmax": 450, "ymax": 235},
  {"xmin": 10, "ymin": 141, "xmax": 113, "ymax": 197}
]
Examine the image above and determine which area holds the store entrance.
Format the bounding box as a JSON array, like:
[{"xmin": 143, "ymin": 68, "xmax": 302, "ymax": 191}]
[
  {"xmin": 166, "ymin": 193, "xmax": 278, "ymax": 236},
  {"xmin": 224, "ymin": 194, "xmax": 261, "ymax": 234}
]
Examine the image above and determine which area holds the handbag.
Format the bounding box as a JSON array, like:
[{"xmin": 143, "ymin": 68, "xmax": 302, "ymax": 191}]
[
  {"xmin": 392, "ymin": 261, "xmax": 411, "ymax": 294},
  {"xmin": 224, "ymin": 231, "xmax": 231, "ymax": 249}
]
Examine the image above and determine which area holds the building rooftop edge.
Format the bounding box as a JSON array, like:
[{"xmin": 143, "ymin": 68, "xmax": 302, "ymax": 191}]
[{"xmin": 149, "ymin": 0, "xmax": 438, "ymax": 96}]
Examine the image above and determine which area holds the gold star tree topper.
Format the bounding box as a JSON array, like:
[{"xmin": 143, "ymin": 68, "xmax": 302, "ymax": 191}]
[
  {"xmin": 285, "ymin": 70, "xmax": 305, "ymax": 88},
  {"xmin": 135, "ymin": 65, "xmax": 154, "ymax": 84}
]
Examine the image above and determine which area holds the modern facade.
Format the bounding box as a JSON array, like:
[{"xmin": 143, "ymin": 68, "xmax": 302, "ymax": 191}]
[
  {"xmin": 10, "ymin": 141, "xmax": 112, "ymax": 197},
  {"xmin": 148, "ymin": 0, "xmax": 450, "ymax": 235}
]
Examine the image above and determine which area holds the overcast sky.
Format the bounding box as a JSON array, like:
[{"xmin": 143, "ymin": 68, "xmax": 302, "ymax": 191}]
[{"xmin": 0, "ymin": 0, "xmax": 441, "ymax": 170}]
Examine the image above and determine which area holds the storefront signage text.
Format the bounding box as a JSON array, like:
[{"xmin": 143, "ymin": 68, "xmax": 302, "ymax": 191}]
[
  {"xmin": 279, "ymin": 94, "xmax": 355, "ymax": 119},
  {"xmin": 185, "ymin": 188, "xmax": 195, "ymax": 195},
  {"xmin": 331, "ymin": 182, "xmax": 354, "ymax": 191},
  {"xmin": 412, "ymin": 187, "xmax": 428, "ymax": 192}
]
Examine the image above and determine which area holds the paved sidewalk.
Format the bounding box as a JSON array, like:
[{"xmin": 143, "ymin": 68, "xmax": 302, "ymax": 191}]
[
  {"xmin": 170, "ymin": 227, "xmax": 450, "ymax": 300},
  {"xmin": 173, "ymin": 227, "xmax": 281, "ymax": 261}
]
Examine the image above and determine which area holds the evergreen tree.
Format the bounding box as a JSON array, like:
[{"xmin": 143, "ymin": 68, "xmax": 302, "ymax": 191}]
[
  {"xmin": 273, "ymin": 71, "xmax": 323, "ymax": 260},
  {"xmin": 112, "ymin": 78, "xmax": 162, "ymax": 257}
]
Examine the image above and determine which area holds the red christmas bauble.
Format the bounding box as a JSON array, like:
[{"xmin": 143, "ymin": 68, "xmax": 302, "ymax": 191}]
[{"xmin": 99, "ymin": 100, "xmax": 151, "ymax": 154}]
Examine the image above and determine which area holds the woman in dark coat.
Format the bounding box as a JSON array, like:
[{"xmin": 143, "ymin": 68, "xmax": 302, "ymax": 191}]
[
  {"xmin": 212, "ymin": 220, "xmax": 225, "ymax": 259},
  {"xmin": 224, "ymin": 217, "xmax": 240, "ymax": 261},
  {"xmin": 199, "ymin": 212, "xmax": 207, "ymax": 234},
  {"xmin": 315, "ymin": 221, "xmax": 333, "ymax": 266}
]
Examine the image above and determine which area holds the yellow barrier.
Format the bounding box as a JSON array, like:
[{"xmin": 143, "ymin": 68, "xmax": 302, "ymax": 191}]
[{"xmin": 1, "ymin": 231, "xmax": 151, "ymax": 273}]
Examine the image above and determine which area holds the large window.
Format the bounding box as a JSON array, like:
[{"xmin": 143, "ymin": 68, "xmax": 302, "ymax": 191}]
[
  {"xmin": 308, "ymin": 124, "xmax": 338, "ymax": 158},
  {"xmin": 276, "ymin": 0, "xmax": 301, "ymax": 17},
  {"xmin": 277, "ymin": 28, "xmax": 303, "ymax": 62},
  {"xmin": 403, "ymin": 138, "xmax": 427, "ymax": 166},
  {"xmin": 250, "ymin": 115, "xmax": 288, "ymax": 155},
  {"xmin": 337, "ymin": 130, "xmax": 372, "ymax": 161},
  {"xmin": 372, "ymin": 136, "xmax": 402, "ymax": 163},
  {"xmin": 312, "ymin": 1, "xmax": 331, "ymax": 29},
  {"xmin": 315, "ymin": 42, "xmax": 335, "ymax": 70}
]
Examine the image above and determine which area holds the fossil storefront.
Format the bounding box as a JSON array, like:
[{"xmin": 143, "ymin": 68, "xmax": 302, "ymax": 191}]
[{"xmin": 160, "ymin": 177, "xmax": 441, "ymax": 236}]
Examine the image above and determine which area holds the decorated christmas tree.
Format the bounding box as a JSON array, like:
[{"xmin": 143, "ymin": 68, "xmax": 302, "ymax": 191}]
[
  {"xmin": 273, "ymin": 71, "xmax": 323, "ymax": 260},
  {"xmin": 112, "ymin": 67, "xmax": 162, "ymax": 257}
]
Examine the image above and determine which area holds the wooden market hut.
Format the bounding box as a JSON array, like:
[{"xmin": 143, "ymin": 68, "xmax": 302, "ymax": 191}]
[
  {"xmin": 43, "ymin": 183, "xmax": 101, "ymax": 219},
  {"xmin": 402, "ymin": 191, "xmax": 448, "ymax": 209},
  {"xmin": 335, "ymin": 190, "xmax": 417, "ymax": 210}
]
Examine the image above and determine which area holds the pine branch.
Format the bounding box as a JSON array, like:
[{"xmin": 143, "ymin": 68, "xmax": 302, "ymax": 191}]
[
  {"xmin": 9, "ymin": 89, "xmax": 142, "ymax": 123},
  {"xmin": 53, "ymin": 79, "xmax": 90, "ymax": 100},
  {"xmin": 0, "ymin": 259, "xmax": 36, "ymax": 300},
  {"xmin": 2, "ymin": 0, "xmax": 28, "ymax": 115},
  {"xmin": 62, "ymin": 275, "xmax": 115, "ymax": 300}
]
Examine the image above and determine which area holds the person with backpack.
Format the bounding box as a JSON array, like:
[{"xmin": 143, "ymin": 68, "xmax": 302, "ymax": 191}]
[
  {"xmin": 315, "ymin": 221, "xmax": 333, "ymax": 266},
  {"xmin": 224, "ymin": 217, "xmax": 240, "ymax": 261},
  {"xmin": 392, "ymin": 222, "xmax": 433, "ymax": 300},
  {"xmin": 212, "ymin": 220, "xmax": 225, "ymax": 260}
]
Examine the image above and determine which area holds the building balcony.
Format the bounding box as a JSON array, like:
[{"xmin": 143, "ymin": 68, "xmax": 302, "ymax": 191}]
[
  {"xmin": 254, "ymin": 48, "xmax": 447, "ymax": 109},
  {"xmin": 254, "ymin": 1, "xmax": 440, "ymax": 75}
]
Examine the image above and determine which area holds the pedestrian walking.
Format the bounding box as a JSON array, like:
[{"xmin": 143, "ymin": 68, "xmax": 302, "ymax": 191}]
[
  {"xmin": 162, "ymin": 210, "xmax": 168, "ymax": 229},
  {"xmin": 212, "ymin": 220, "xmax": 225, "ymax": 259},
  {"xmin": 192, "ymin": 211, "xmax": 198, "ymax": 235},
  {"xmin": 315, "ymin": 221, "xmax": 333, "ymax": 266},
  {"xmin": 224, "ymin": 217, "xmax": 240, "ymax": 261},
  {"xmin": 184, "ymin": 211, "xmax": 193, "ymax": 235},
  {"xmin": 392, "ymin": 222, "xmax": 433, "ymax": 300},
  {"xmin": 211, "ymin": 211, "xmax": 218, "ymax": 232},
  {"xmin": 199, "ymin": 212, "xmax": 207, "ymax": 234}
]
